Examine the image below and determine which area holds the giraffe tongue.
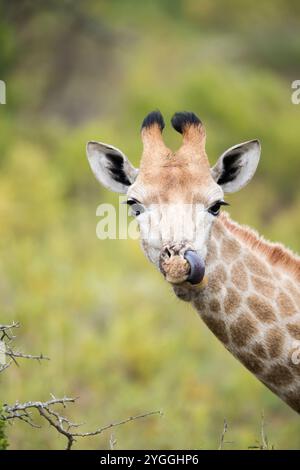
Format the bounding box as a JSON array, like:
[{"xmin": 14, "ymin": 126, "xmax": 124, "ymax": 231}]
[{"xmin": 184, "ymin": 250, "xmax": 205, "ymax": 285}]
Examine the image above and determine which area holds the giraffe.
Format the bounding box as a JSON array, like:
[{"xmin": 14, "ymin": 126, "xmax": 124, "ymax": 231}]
[{"xmin": 86, "ymin": 110, "xmax": 300, "ymax": 414}]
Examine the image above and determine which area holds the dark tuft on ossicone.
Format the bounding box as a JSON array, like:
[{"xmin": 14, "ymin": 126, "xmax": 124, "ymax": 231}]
[
  {"xmin": 171, "ymin": 111, "xmax": 202, "ymax": 134},
  {"xmin": 141, "ymin": 110, "xmax": 165, "ymax": 131}
]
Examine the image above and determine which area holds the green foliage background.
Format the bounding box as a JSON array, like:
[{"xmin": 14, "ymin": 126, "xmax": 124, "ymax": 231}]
[{"xmin": 0, "ymin": 0, "xmax": 300, "ymax": 449}]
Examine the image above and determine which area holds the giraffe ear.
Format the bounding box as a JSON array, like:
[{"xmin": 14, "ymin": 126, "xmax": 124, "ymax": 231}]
[
  {"xmin": 86, "ymin": 141, "xmax": 138, "ymax": 194},
  {"xmin": 211, "ymin": 140, "xmax": 261, "ymax": 193}
]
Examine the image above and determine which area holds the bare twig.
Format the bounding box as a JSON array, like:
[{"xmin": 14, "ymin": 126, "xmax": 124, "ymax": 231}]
[
  {"xmin": 218, "ymin": 418, "xmax": 228, "ymax": 450},
  {"xmin": 248, "ymin": 411, "xmax": 274, "ymax": 450},
  {"xmin": 5, "ymin": 348, "xmax": 50, "ymax": 363},
  {"xmin": 0, "ymin": 321, "xmax": 20, "ymax": 334},
  {"xmin": 2, "ymin": 396, "xmax": 162, "ymax": 450},
  {"xmin": 3, "ymin": 397, "xmax": 75, "ymax": 414},
  {"xmin": 260, "ymin": 410, "xmax": 268, "ymax": 449},
  {"xmin": 0, "ymin": 322, "xmax": 49, "ymax": 372},
  {"xmin": 109, "ymin": 433, "xmax": 117, "ymax": 450}
]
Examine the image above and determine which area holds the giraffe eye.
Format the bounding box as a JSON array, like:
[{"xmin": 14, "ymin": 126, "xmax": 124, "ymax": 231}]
[
  {"xmin": 208, "ymin": 200, "xmax": 229, "ymax": 216},
  {"xmin": 126, "ymin": 199, "xmax": 145, "ymax": 217}
]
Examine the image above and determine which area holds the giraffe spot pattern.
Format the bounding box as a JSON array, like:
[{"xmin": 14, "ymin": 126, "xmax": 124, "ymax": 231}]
[
  {"xmin": 208, "ymin": 264, "xmax": 227, "ymax": 294},
  {"xmin": 230, "ymin": 261, "xmax": 248, "ymax": 291},
  {"xmin": 284, "ymin": 390, "xmax": 300, "ymax": 413},
  {"xmin": 284, "ymin": 280, "xmax": 300, "ymax": 306},
  {"xmin": 173, "ymin": 285, "xmax": 194, "ymax": 302},
  {"xmin": 276, "ymin": 291, "xmax": 297, "ymax": 317},
  {"xmin": 224, "ymin": 287, "xmax": 241, "ymax": 315},
  {"xmin": 202, "ymin": 316, "xmax": 229, "ymax": 344},
  {"xmin": 195, "ymin": 225, "xmax": 300, "ymax": 414},
  {"xmin": 222, "ymin": 238, "xmax": 241, "ymax": 263},
  {"xmin": 252, "ymin": 342, "xmax": 268, "ymax": 359},
  {"xmin": 194, "ymin": 298, "xmax": 206, "ymax": 313},
  {"xmin": 230, "ymin": 314, "xmax": 258, "ymax": 347},
  {"xmin": 265, "ymin": 327, "xmax": 284, "ymax": 359},
  {"xmin": 287, "ymin": 323, "xmax": 300, "ymax": 340},
  {"xmin": 251, "ymin": 275, "xmax": 275, "ymax": 298},
  {"xmin": 236, "ymin": 351, "xmax": 264, "ymax": 374},
  {"xmin": 247, "ymin": 295, "xmax": 276, "ymax": 323},
  {"xmin": 245, "ymin": 253, "xmax": 270, "ymax": 278},
  {"xmin": 263, "ymin": 365, "xmax": 293, "ymax": 387},
  {"xmin": 209, "ymin": 299, "xmax": 221, "ymax": 313}
]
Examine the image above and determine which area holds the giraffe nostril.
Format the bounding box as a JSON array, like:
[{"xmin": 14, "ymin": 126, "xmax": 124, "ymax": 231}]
[
  {"xmin": 184, "ymin": 250, "xmax": 205, "ymax": 285},
  {"xmin": 165, "ymin": 247, "xmax": 172, "ymax": 258}
]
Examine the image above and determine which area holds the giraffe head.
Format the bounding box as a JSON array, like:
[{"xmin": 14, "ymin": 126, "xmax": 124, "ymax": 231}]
[{"xmin": 87, "ymin": 111, "xmax": 261, "ymax": 285}]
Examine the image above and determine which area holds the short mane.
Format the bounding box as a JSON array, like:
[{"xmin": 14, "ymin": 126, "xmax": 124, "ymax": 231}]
[{"xmin": 221, "ymin": 212, "xmax": 300, "ymax": 283}]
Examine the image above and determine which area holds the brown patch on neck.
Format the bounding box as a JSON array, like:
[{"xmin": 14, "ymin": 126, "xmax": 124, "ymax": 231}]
[{"xmin": 220, "ymin": 212, "xmax": 300, "ymax": 283}]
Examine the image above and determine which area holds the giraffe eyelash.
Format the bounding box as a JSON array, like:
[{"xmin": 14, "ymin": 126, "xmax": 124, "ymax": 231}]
[
  {"xmin": 219, "ymin": 201, "xmax": 230, "ymax": 207},
  {"xmin": 125, "ymin": 198, "xmax": 140, "ymax": 206},
  {"xmin": 125, "ymin": 198, "xmax": 145, "ymax": 216},
  {"xmin": 208, "ymin": 200, "xmax": 230, "ymax": 216}
]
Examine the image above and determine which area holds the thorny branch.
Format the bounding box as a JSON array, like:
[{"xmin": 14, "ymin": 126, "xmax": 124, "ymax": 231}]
[
  {"xmin": 1, "ymin": 396, "xmax": 162, "ymax": 450},
  {"xmin": 1, "ymin": 322, "xmax": 162, "ymax": 448},
  {"xmin": 0, "ymin": 322, "xmax": 49, "ymax": 370}
]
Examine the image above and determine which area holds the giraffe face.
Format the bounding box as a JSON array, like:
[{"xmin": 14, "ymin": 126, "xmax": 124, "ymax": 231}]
[
  {"xmin": 126, "ymin": 164, "xmax": 224, "ymax": 276},
  {"xmin": 87, "ymin": 111, "xmax": 261, "ymax": 285}
]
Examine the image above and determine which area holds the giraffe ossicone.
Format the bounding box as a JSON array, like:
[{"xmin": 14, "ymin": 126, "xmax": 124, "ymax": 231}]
[{"xmin": 87, "ymin": 110, "xmax": 300, "ymax": 414}]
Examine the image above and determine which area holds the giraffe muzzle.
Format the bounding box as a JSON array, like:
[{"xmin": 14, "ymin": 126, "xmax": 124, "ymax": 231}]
[{"xmin": 159, "ymin": 247, "xmax": 205, "ymax": 285}]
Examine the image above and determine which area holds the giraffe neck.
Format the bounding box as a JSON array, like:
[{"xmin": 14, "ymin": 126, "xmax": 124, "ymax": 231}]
[{"xmin": 174, "ymin": 212, "xmax": 300, "ymax": 414}]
